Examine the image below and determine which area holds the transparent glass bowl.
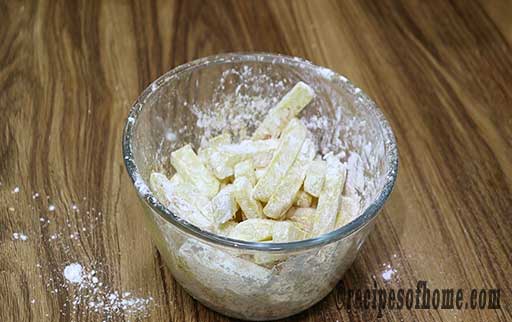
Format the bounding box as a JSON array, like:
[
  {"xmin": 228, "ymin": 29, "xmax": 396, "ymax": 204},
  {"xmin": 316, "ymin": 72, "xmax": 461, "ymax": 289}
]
[{"xmin": 122, "ymin": 53, "xmax": 398, "ymax": 321}]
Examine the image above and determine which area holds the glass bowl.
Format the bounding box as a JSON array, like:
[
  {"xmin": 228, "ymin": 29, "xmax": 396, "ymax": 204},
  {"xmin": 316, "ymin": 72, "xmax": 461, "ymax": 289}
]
[{"xmin": 122, "ymin": 53, "xmax": 398, "ymax": 321}]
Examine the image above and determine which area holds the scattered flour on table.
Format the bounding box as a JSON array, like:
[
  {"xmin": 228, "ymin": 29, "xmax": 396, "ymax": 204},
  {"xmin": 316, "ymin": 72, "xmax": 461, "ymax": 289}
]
[
  {"xmin": 382, "ymin": 268, "xmax": 396, "ymax": 281},
  {"xmin": 12, "ymin": 232, "xmax": 28, "ymax": 241},
  {"xmin": 4, "ymin": 185, "xmax": 154, "ymax": 320},
  {"xmin": 62, "ymin": 262, "xmax": 153, "ymax": 317},
  {"xmin": 381, "ymin": 263, "xmax": 397, "ymax": 282},
  {"xmin": 63, "ymin": 263, "xmax": 83, "ymax": 284}
]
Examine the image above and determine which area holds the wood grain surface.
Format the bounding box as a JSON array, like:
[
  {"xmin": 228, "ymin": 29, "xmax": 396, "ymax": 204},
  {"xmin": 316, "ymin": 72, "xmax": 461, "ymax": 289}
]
[{"xmin": 1, "ymin": 1, "xmax": 511, "ymax": 321}]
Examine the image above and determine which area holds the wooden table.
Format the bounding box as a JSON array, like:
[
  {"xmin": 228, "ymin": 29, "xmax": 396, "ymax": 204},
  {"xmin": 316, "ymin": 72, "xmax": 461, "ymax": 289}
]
[{"xmin": 1, "ymin": 1, "xmax": 511, "ymax": 321}]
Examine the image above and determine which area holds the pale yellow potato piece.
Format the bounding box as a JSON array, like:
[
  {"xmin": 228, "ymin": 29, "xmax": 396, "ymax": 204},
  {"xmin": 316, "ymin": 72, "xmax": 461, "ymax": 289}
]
[
  {"xmin": 150, "ymin": 172, "xmax": 210, "ymax": 211},
  {"xmin": 228, "ymin": 218, "xmax": 275, "ymax": 241},
  {"xmin": 304, "ymin": 159, "xmax": 327, "ymax": 197},
  {"xmin": 169, "ymin": 173, "xmax": 185, "ymax": 185},
  {"xmin": 345, "ymin": 152, "xmax": 365, "ymax": 197},
  {"xmin": 198, "ymin": 133, "xmax": 231, "ymax": 164},
  {"xmin": 293, "ymin": 190, "xmax": 313, "ymax": 208},
  {"xmin": 197, "ymin": 146, "xmax": 208, "ymax": 164},
  {"xmin": 211, "ymin": 184, "xmax": 239, "ymax": 224},
  {"xmin": 171, "ymin": 144, "xmax": 219, "ymax": 198},
  {"xmin": 251, "ymin": 241, "xmax": 280, "ymax": 265},
  {"xmin": 208, "ymin": 139, "xmax": 278, "ymax": 179},
  {"xmin": 150, "ymin": 172, "xmax": 213, "ymax": 230},
  {"xmin": 178, "ymin": 239, "xmax": 272, "ymax": 296},
  {"xmin": 311, "ymin": 157, "xmax": 347, "ymax": 236},
  {"xmin": 253, "ymin": 82, "xmax": 315, "ymax": 139},
  {"xmin": 335, "ymin": 195, "xmax": 361, "ymax": 228},
  {"xmin": 215, "ymin": 220, "xmax": 238, "ymax": 236},
  {"xmin": 233, "ymin": 177, "xmax": 264, "ymax": 219},
  {"xmin": 263, "ymin": 138, "xmax": 315, "ymax": 218},
  {"xmin": 255, "ymin": 168, "xmax": 267, "ymax": 180},
  {"xmin": 253, "ymin": 221, "xmax": 306, "ymax": 265},
  {"xmin": 253, "ymin": 119, "xmax": 307, "ymax": 202},
  {"xmin": 252, "ymin": 151, "xmax": 273, "ymax": 168},
  {"xmin": 209, "ymin": 132, "xmax": 232, "ymax": 146},
  {"xmin": 208, "ymin": 151, "xmax": 234, "ymax": 179},
  {"xmin": 234, "ymin": 160, "xmax": 257, "ymax": 186},
  {"xmin": 272, "ymin": 221, "xmax": 307, "ymax": 242},
  {"xmin": 286, "ymin": 207, "xmax": 317, "ymax": 233}
]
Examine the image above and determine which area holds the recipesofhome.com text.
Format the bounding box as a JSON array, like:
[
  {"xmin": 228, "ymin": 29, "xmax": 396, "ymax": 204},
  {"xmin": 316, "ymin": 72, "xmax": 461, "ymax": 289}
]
[{"xmin": 338, "ymin": 280, "xmax": 501, "ymax": 316}]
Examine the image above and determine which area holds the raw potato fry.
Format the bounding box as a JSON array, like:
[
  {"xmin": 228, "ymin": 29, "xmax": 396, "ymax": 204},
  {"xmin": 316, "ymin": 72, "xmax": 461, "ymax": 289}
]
[
  {"xmin": 178, "ymin": 239, "xmax": 272, "ymax": 296},
  {"xmin": 228, "ymin": 218, "xmax": 275, "ymax": 241},
  {"xmin": 198, "ymin": 133, "xmax": 231, "ymax": 164},
  {"xmin": 335, "ymin": 195, "xmax": 361, "ymax": 228},
  {"xmin": 272, "ymin": 221, "xmax": 306, "ymax": 243},
  {"xmin": 263, "ymin": 138, "xmax": 315, "ymax": 218},
  {"xmin": 150, "ymin": 172, "xmax": 174, "ymax": 203},
  {"xmin": 169, "ymin": 173, "xmax": 185, "ymax": 185},
  {"xmin": 253, "ymin": 82, "xmax": 315, "ymax": 139},
  {"xmin": 197, "ymin": 146, "xmax": 208, "ymax": 164},
  {"xmin": 209, "ymin": 132, "xmax": 232, "ymax": 146},
  {"xmin": 171, "ymin": 144, "xmax": 219, "ymax": 198},
  {"xmin": 150, "ymin": 172, "xmax": 211, "ymax": 211},
  {"xmin": 253, "ymin": 119, "xmax": 308, "ymax": 202},
  {"xmin": 233, "ymin": 177, "xmax": 264, "ymax": 219},
  {"xmin": 345, "ymin": 152, "xmax": 365, "ymax": 197},
  {"xmin": 294, "ymin": 190, "xmax": 313, "ymax": 208},
  {"xmin": 215, "ymin": 220, "xmax": 238, "ymax": 236},
  {"xmin": 252, "ymin": 151, "xmax": 273, "ymax": 168},
  {"xmin": 286, "ymin": 207, "xmax": 317, "ymax": 233},
  {"xmin": 255, "ymin": 168, "xmax": 266, "ymax": 180},
  {"xmin": 311, "ymin": 157, "xmax": 347, "ymax": 236},
  {"xmin": 234, "ymin": 160, "xmax": 257, "ymax": 186},
  {"xmin": 252, "ymin": 241, "xmax": 280, "ymax": 265},
  {"xmin": 150, "ymin": 172, "xmax": 213, "ymax": 230},
  {"xmin": 208, "ymin": 139, "xmax": 279, "ymax": 179},
  {"xmin": 211, "ymin": 184, "xmax": 239, "ymax": 224},
  {"xmin": 272, "ymin": 221, "xmax": 307, "ymax": 242},
  {"xmin": 304, "ymin": 159, "xmax": 327, "ymax": 197},
  {"xmin": 253, "ymin": 221, "xmax": 306, "ymax": 265}
]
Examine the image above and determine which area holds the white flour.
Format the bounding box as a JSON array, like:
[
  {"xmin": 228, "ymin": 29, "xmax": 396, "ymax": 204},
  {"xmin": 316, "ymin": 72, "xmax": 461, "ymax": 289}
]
[
  {"xmin": 382, "ymin": 268, "xmax": 397, "ymax": 281},
  {"xmin": 12, "ymin": 232, "xmax": 28, "ymax": 241},
  {"xmin": 63, "ymin": 263, "xmax": 153, "ymax": 318},
  {"xmin": 63, "ymin": 263, "xmax": 83, "ymax": 284},
  {"xmin": 5, "ymin": 186, "xmax": 154, "ymax": 320}
]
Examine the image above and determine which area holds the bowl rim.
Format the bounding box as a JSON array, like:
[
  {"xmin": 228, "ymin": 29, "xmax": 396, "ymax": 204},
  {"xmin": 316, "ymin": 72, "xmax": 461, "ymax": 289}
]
[{"xmin": 122, "ymin": 52, "xmax": 399, "ymax": 252}]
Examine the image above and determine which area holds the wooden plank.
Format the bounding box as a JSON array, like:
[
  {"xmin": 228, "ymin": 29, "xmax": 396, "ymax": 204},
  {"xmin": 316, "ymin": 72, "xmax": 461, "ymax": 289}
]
[{"xmin": 0, "ymin": 1, "xmax": 510, "ymax": 321}]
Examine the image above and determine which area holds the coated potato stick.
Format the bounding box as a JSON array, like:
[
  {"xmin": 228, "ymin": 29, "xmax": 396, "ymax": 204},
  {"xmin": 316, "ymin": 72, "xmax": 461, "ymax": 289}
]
[
  {"xmin": 150, "ymin": 172, "xmax": 213, "ymax": 230},
  {"xmin": 229, "ymin": 218, "xmax": 275, "ymax": 241},
  {"xmin": 304, "ymin": 159, "xmax": 327, "ymax": 197},
  {"xmin": 234, "ymin": 160, "xmax": 257, "ymax": 186},
  {"xmin": 311, "ymin": 157, "xmax": 347, "ymax": 236},
  {"xmin": 211, "ymin": 184, "xmax": 239, "ymax": 224},
  {"xmin": 253, "ymin": 81, "xmax": 315, "ymax": 139},
  {"xmin": 234, "ymin": 177, "xmax": 264, "ymax": 219},
  {"xmin": 253, "ymin": 119, "xmax": 307, "ymax": 202},
  {"xmin": 171, "ymin": 144, "xmax": 219, "ymax": 198},
  {"xmin": 263, "ymin": 138, "xmax": 315, "ymax": 218},
  {"xmin": 208, "ymin": 139, "xmax": 278, "ymax": 179}
]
